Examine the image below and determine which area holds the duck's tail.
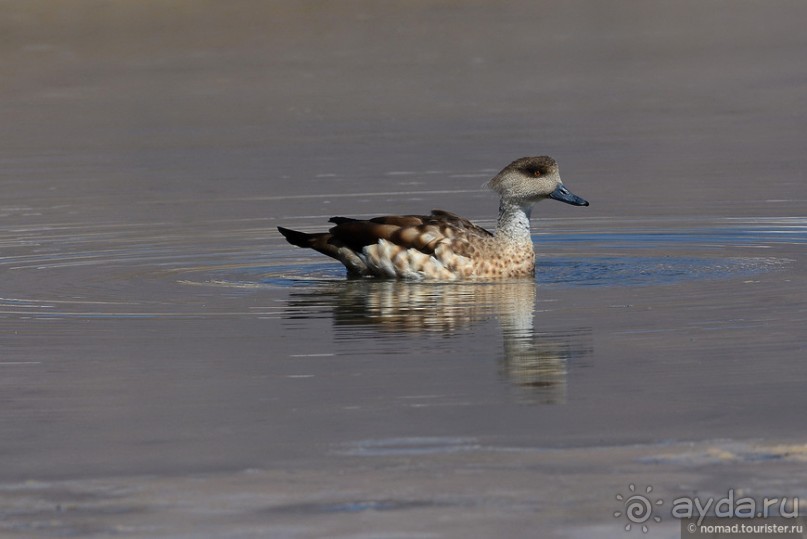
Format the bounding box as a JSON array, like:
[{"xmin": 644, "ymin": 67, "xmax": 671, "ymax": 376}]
[
  {"xmin": 278, "ymin": 226, "xmax": 367, "ymax": 276},
  {"xmin": 277, "ymin": 226, "xmax": 318, "ymax": 248}
]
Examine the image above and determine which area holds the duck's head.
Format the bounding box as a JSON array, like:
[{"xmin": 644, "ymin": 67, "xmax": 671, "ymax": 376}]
[{"xmin": 486, "ymin": 156, "xmax": 589, "ymax": 207}]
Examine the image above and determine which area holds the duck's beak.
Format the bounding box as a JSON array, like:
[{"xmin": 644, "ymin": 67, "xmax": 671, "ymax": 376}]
[{"xmin": 549, "ymin": 184, "xmax": 589, "ymax": 206}]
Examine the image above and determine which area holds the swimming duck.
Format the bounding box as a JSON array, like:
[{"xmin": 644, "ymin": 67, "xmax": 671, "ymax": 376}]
[{"xmin": 277, "ymin": 156, "xmax": 588, "ymax": 280}]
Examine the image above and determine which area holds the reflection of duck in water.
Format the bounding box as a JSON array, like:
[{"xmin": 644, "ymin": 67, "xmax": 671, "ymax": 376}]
[
  {"xmin": 286, "ymin": 279, "xmax": 590, "ymax": 403},
  {"xmin": 278, "ymin": 156, "xmax": 588, "ymax": 280},
  {"xmin": 493, "ymin": 284, "xmax": 590, "ymax": 404}
]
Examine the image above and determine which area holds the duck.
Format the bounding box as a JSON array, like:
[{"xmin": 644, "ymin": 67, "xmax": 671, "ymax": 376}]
[{"xmin": 277, "ymin": 156, "xmax": 589, "ymax": 280}]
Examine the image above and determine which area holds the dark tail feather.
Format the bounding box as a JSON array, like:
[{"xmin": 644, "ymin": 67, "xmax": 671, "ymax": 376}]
[
  {"xmin": 278, "ymin": 225, "xmax": 348, "ymax": 266},
  {"xmin": 277, "ymin": 226, "xmax": 317, "ymax": 248}
]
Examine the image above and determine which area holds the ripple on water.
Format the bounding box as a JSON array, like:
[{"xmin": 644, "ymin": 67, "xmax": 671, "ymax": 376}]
[
  {"xmin": 537, "ymin": 255, "xmax": 788, "ymax": 288},
  {"xmin": 178, "ymin": 255, "xmax": 788, "ymax": 290},
  {"xmin": 176, "ymin": 221, "xmax": 801, "ymax": 289},
  {"xmin": 0, "ymin": 220, "xmax": 798, "ymax": 320}
]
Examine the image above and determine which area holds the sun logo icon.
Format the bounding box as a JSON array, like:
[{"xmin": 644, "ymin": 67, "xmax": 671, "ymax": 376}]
[{"xmin": 614, "ymin": 483, "xmax": 663, "ymax": 533}]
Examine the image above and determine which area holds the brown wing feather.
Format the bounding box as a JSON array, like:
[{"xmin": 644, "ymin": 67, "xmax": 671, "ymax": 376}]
[
  {"xmin": 368, "ymin": 215, "xmax": 426, "ymax": 227},
  {"xmin": 427, "ymin": 209, "xmax": 493, "ymax": 237},
  {"xmin": 328, "ymin": 221, "xmax": 402, "ymax": 251},
  {"xmin": 327, "ymin": 209, "xmax": 491, "ymax": 257}
]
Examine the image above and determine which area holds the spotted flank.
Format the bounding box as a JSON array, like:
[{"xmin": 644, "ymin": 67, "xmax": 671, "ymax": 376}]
[{"xmin": 278, "ymin": 156, "xmax": 589, "ymax": 280}]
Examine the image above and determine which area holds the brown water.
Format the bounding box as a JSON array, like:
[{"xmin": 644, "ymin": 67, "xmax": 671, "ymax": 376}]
[{"xmin": 2, "ymin": 2, "xmax": 806, "ymax": 538}]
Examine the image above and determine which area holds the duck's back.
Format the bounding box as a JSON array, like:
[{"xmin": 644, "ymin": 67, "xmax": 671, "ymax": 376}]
[
  {"xmin": 322, "ymin": 210, "xmax": 490, "ymax": 279},
  {"xmin": 278, "ymin": 209, "xmax": 536, "ymax": 280}
]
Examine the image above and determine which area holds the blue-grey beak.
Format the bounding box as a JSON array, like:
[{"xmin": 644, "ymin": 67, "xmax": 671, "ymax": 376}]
[{"xmin": 549, "ymin": 185, "xmax": 589, "ymax": 206}]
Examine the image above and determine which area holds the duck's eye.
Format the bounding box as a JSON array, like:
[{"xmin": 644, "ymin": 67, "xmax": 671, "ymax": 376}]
[{"xmin": 533, "ymin": 170, "xmax": 542, "ymax": 177}]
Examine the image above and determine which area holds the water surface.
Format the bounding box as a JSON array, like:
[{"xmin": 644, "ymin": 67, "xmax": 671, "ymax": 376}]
[{"xmin": 2, "ymin": 2, "xmax": 806, "ymax": 538}]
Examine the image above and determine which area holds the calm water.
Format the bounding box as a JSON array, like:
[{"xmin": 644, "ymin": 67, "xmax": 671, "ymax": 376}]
[{"xmin": 2, "ymin": 2, "xmax": 806, "ymax": 538}]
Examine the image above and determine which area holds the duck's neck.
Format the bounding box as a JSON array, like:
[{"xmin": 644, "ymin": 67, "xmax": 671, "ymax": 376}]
[{"xmin": 494, "ymin": 198, "xmax": 535, "ymax": 247}]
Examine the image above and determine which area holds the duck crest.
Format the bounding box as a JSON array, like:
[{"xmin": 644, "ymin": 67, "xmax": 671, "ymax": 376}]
[{"xmin": 277, "ymin": 156, "xmax": 589, "ymax": 280}]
